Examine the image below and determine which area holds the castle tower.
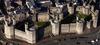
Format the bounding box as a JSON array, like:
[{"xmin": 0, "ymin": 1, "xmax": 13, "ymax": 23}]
[
  {"xmin": 76, "ymin": 16, "xmax": 83, "ymax": 34},
  {"xmin": 25, "ymin": 21, "xmax": 36, "ymax": 44},
  {"xmin": 86, "ymin": 21, "xmax": 91, "ymax": 29},
  {"xmin": 50, "ymin": 20, "xmax": 59, "ymax": 36},
  {"xmin": 92, "ymin": 10, "xmax": 99, "ymax": 28},
  {"xmin": 67, "ymin": 3, "xmax": 74, "ymax": 14},
  {"xmin": 4, "ymin": 17, "xmax": 14, "ymax": 39},
  {"xmin": 50, "ymin": 13, "xmax": 60, "ymax": 36}
]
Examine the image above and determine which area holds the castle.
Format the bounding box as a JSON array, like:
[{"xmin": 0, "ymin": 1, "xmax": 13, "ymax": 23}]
[{"xmin": 0, "ymin": 0, "xmax": 99, "ymax": 44}]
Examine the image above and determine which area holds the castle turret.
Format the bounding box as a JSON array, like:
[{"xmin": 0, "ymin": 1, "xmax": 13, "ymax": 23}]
[
  {"xmin": 50, "ymin": 20, "xmax": 59, "ymax": 36},
  {"xmin": 76, "ymin": 16, "xmax": 83, "ymax": 34},
  {"xmin": 25, "ymin": 17, "xmax": 36, "ymax": 44},
  {"xmin": 25, "ymin": 23, "xmax": 36, "ymax": 44},
  {"xmin": 4, "ymin": 17, "xmax": 14, "ymax": 39},
  {"xmin": 92, "ymin": 10, "xmax": 98, "ymax": 28},
  {"xmin": 50, "ymin": 12, "xmax": 60, "ymax": 36}
]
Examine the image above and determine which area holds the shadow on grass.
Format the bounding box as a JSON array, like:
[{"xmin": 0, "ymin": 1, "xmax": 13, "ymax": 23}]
[{"xmin": 60, "ymin": 15, "xmax": 76, "ymax": 24}]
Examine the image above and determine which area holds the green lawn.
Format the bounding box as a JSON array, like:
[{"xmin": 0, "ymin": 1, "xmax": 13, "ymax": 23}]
[{"xmin": 36, "ymin": 22, "xmax": 45, "ymax": 27}]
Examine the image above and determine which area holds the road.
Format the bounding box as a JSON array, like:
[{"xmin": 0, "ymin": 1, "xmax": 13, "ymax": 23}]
[{"xmin": 36, "ymin": 26, "xmax": 100, "ymax": 45}]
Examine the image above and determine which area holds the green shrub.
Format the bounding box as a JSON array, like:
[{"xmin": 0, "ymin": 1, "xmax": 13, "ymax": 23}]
[
  {"xmin": 77, "ymin": 12, "xmax": 92, "ymax": 21},
  {"xmin": 77, "ymin": 12, "xmax": 87, "ymax": 19},
  {"xmin": 84, "ymin": 15, "xmax": 92, "ymax": 21}
]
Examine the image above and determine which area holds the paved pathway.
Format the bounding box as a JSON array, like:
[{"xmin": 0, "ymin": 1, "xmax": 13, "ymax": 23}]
[{"xmin": 36, "ymin": 26, "xmax": 100, "ymax": 45}]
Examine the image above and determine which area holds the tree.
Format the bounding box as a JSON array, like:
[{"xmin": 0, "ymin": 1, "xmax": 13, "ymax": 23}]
[{"xmin": 77, "ymin": 12, "xmax": 92, "ymax": 21}]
